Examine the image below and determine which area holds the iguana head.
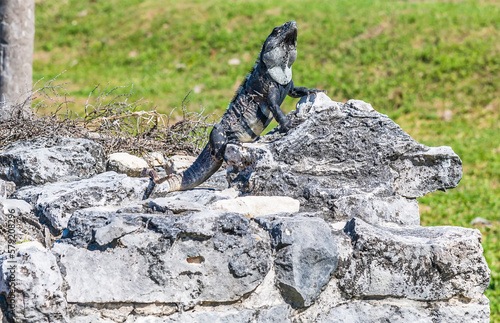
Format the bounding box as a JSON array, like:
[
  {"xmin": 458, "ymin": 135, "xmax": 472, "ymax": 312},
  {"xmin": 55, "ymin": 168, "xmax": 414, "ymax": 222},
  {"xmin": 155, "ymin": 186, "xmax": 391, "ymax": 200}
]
[{"xmin": 261, "ymin": 21, "xmax": 298, "ymax": 85}]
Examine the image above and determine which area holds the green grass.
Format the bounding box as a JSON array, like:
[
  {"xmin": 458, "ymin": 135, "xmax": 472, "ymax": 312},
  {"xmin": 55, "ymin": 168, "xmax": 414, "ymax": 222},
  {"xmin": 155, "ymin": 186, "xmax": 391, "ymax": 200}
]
[{"xmin": 34, "ymin": 0, "xmax": 500, "ymax": 320}]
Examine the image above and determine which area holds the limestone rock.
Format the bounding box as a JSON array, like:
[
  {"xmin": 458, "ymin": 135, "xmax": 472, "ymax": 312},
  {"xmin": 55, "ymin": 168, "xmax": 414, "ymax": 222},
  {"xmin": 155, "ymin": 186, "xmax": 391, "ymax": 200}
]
[
  {"xmin": 106, "ymin": 152, "xmax": 149, "ymax": 177},
  {"xmin": 312, "ymin": 297, "xmax": 490, "ymax": 323},
  {"xmin": 225, "ymin": 93, "xmax": 462, "ymax": 216},
  {"xmin": 339, "ymin": 218, "xmax": 491, "ymax": 301},
  {"xmin": 0, "ymin": 242, "xmax": 68, "ymax": 322},
  {"xmin": 12, "ymin": 172, "xmax": 149, "ymax": 232},
  {"xmin": 256, "ymin": 216, "xmax": 339, "ymax": 308},
  {"xmin": 55, "ymin": 209, "xmax": 272, "ymax": 306},
  {"xmin": 0, "ymin": 137, "xmax": 106, "ymax": 186},
  {"xmin": 0, "ymin": 199, "xmax": 44, "ymax": 253},
  {"xmin": 0, "ymin": 179, "xmax": 15, "ymax": 200},
  {"xmin": 142, "ymin": 151, "xmax": 166, "ymax": 167},
  {"xmin": 93, "ymin": 216, "xmax": 142, "ymax": 246},
  {"xmin": 0, "ymin": 94, "xmax": 490, "ymax": 322},
  {"xmin": 391, "ymin": 146, "xmax": 463, "ymax": 198},
  {"xmin": 211, "ymin": 195, "xmax": 300, "ymax": 218},
  {"xmin": 164, "ymin": 155, "xmax": 197, "ymax": 174},
  {"xmin": 330, "ymin": 194, "xmax": 419, "ymax": 226},
  {"xmin": 1, "ymin": 198, "xmax": 32, "ymax": 216},
  {"xmin": 148, "ymin": 188, "xmax": 238, "ymax": 213},
  {"xmin": 163, "ymin": 305, "xmax": 291, "ymax": 323}
]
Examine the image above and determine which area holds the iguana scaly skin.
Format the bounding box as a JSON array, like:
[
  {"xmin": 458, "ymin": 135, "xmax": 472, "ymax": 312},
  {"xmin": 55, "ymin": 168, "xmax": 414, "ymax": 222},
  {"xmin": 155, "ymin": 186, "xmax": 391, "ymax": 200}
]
[{"xmin": 142, "ymin": 21, "xmax": 324, "ymax": 199}]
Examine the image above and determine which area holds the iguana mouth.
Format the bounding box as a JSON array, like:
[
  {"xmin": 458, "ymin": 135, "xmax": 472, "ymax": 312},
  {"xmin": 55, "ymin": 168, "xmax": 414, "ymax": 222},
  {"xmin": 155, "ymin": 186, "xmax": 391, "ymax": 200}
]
[
  {"xmin": 282, "ymin": 21, "xmax": 297, "ymax": 45},
  {"xmin": 285, "ymin": 27, "xmax": 297, "ymax": 45}
]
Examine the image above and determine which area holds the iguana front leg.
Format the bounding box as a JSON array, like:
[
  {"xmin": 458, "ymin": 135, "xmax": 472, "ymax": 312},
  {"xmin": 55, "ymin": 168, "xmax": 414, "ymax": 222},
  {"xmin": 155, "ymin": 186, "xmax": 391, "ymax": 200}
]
[
  {"xmin": 268, "ymin": 82, "xmax": 326, "ymax": 133},
  {"xmin": 268, "ymin": 85, "xmax": 293, "ymax": 133},
  {"xmin": 288, "ymin": 80, "xmax": 326, "ymax": 98}
]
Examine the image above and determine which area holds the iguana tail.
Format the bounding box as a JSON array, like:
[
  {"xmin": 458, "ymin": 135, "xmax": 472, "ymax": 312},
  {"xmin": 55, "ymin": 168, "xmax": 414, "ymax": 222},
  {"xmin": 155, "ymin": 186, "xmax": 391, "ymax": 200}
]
[{"xmin": 142, "ymin": 144, "xmax": 223, "ymax": 199}]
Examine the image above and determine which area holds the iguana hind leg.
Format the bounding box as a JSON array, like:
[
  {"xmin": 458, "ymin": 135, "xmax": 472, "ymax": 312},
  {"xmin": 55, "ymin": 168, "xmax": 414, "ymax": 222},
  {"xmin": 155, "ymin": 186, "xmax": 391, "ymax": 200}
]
[{"xmin": 142, "ymin": 124, "xmax": 227, "ymax": 199}]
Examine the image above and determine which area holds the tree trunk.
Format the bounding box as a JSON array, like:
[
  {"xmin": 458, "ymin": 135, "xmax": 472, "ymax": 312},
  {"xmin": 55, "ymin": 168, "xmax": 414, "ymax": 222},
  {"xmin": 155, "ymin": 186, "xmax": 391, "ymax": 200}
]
[{"xmin": 0, "ymin": 0, "xmax": 35, "ymax": 120}]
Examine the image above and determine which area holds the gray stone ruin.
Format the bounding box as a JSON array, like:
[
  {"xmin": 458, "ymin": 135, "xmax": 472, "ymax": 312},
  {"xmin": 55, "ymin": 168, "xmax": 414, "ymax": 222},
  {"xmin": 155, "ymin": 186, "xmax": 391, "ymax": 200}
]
[{"xmin": 0, "ymin": 93, "xmax": 490, "ymax": 322}]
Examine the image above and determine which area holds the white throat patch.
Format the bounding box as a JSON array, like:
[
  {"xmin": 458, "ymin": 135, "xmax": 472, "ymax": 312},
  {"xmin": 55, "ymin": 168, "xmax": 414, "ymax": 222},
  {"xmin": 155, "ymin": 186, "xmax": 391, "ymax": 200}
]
[
  {"xmin": 268, "ymin": 65, "xmax": 292, "ymax": 85},
  {"xmin": 262, "ymin": 46, "xmax": 295, "ymax": 85}
]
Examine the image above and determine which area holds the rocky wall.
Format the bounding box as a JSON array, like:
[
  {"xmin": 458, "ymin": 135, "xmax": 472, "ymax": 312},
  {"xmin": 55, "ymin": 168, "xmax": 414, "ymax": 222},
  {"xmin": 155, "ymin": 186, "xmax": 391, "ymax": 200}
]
[{"xmin": 0, "ymin": 94, "xmax": 490, "ymax": 322}]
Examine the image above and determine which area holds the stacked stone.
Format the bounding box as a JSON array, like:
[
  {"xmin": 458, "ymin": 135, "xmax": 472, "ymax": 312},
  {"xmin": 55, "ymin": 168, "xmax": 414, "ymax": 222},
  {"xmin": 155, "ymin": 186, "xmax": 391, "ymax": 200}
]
[{"xmin": 0, "ymin": 94, "xmax": 490, "ymax": 322}]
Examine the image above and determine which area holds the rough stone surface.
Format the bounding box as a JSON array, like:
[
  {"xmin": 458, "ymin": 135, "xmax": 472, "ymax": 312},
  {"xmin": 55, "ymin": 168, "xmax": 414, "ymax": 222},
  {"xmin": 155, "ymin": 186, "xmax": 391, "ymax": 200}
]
[
  {"xmin": 339, "ymin": 218, "xmax": 491, "ymax": 301},
  {"xmin": 162, "ymin": 305, "xmax": 292, "ymax": 323},
  {"xmin": 0, "ymin": 242, "xmax": 68, "ymax": 322},
  {"xmin": 148, "ymin": 188, "xmax": 239, "ymax": 214},
  {"xmin": 164, "ymin": 155, "xmax": 197, "ymax": 174},
  {"xmin": 391, "ymin": 145, "xmax": 463, "ymax": 198},
  {"xmin": 225, "ymin": 93, "xmax": 462, "ymax": 215},
  {"xmin": 330, "ymin": 193, "xmax": 420, "ymax": 226},
  {"xmin": 0, "ymin": 137, "xmax": 106, "ymax": 186},
  {"xmin": 12, "ymin": 172, "xmax": 149, "ymax": 232},
  {"xmin": 256, "ymin": 216, "xmax": 339, "ymax": 308},
  {"xmin": 55, "ymin": 209, "xmax": 272, "ymax": 306},
  {"xmin": 0, "ymin": 179, "xmax": 15, "ymax": 200},
  {"xmin": 1, "ymin": 199, "xmax": 32, "ymax": 216},
  {"xmin": 0, "ymin": 199, "xmax": 45, "ymax": 253},
  {"xmin": 311, "ymin": 297, "xmax": 490, "ymax": 323},
  {"xmin": 211, "ymin": 195, "xmax": 300, "ymax": 218},
  {"xmin": 0, "ymin": 94, "xmax": 491, "ymax": 322},
  {"xmin": 142, "ymin": 151, "xmax": 166, "ymax": 167},
  {"xmin": 106, "ymin": 152, "xmax": 149, "ymax": 177}
]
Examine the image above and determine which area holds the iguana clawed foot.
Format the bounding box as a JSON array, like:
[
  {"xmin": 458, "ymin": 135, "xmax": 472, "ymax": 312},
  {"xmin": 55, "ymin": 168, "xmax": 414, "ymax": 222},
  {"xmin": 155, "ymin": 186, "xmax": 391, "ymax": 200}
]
[
  {"xmin": 141, "ymin": 168, "xmax": 159, "ymax": 181},
  {"xmin": 141, "ymin": 168, "xmax": 173, "ymax": 184},
  {"xmin": 279, "ymin": 119, "xmax": 293, "ymax": 133},
  {"xmin": 305, "ymin": 89, "xmax": 327, "ymax": 97},
  {"xmin": 141, "ymin": 168, "xmax": 175, "ymax": 200}
]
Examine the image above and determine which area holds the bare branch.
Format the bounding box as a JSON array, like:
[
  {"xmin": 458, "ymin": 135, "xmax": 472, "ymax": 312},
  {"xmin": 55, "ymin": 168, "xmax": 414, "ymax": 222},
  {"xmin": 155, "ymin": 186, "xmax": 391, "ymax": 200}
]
[{"xmin": 0, "ymin": 79, "xmax": 213, "ymax": 160}]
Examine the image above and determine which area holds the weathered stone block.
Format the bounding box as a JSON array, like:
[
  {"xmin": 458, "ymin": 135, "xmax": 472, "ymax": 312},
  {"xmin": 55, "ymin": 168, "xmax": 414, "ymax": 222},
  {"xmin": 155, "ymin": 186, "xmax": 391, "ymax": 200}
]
[
  {"xmin": 55, "ymin": 210, "xmax": 272, "ymax": 306},
  {"xmin": 0, "ymin": 137, "xmax": 106, "ymax": 186},
  {"xmin": 257, "ymin": 216, "xmax": 338, "ymax": 308},
  {"xmin": 0, "ymin": 179, "xmax": 15, "ymax": 200},
  {"xmin": 13, "ymin": 172, "xmax": 149, "ymax": 232},
  {"xmin": 339, "ymin": 218, "xmax": 490, "ymax": 301},
  {"xmin": 211, "ymin": 195, "xmax": 300, "ymax": 218},
  {"xmin": 312, "ymin": 297, "xmax": 490, "ymax": 323},
  {"xmin": 106, "ymin": 152, "xmax": 149, "ymax": 177},
  {"xmin": 0, "ymin": 242, "xmax": 68, "ymax": 322},
  {"xmin": 225, "ymin": 93, "xmax": 462, "ymax": 218},
  {"xmin": 330, "ymin": 193, "xmax": 420, "ymax": 226}
]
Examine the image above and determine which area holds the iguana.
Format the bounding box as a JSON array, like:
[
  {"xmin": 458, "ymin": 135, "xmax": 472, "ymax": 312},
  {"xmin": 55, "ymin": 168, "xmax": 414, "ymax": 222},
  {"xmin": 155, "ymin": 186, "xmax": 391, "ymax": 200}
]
[{"xmin": 142, "ymin": 20, "xmax": 324, "ymax": 199}]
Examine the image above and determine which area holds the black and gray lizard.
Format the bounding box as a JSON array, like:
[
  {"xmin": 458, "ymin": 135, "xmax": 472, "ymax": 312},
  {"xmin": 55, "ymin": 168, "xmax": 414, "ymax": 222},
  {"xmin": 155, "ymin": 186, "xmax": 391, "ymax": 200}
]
[{"xmin": 142, "ymin": 21, "xmax": 324, "ymax": 199}]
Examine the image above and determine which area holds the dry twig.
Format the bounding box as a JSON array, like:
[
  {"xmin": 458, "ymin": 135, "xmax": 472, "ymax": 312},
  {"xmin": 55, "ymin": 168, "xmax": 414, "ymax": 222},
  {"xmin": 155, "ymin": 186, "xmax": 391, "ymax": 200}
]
[{"xmin": 0, "ymin": 78, "xmax": 213, "ymax": 158}]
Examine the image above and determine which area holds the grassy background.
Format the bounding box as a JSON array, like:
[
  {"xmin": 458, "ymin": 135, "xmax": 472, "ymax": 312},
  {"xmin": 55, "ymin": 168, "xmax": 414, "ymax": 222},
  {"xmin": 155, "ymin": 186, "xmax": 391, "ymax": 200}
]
[{"xmin": 34, "ymin": 0, "xmax": 499, "ymax": 320}]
